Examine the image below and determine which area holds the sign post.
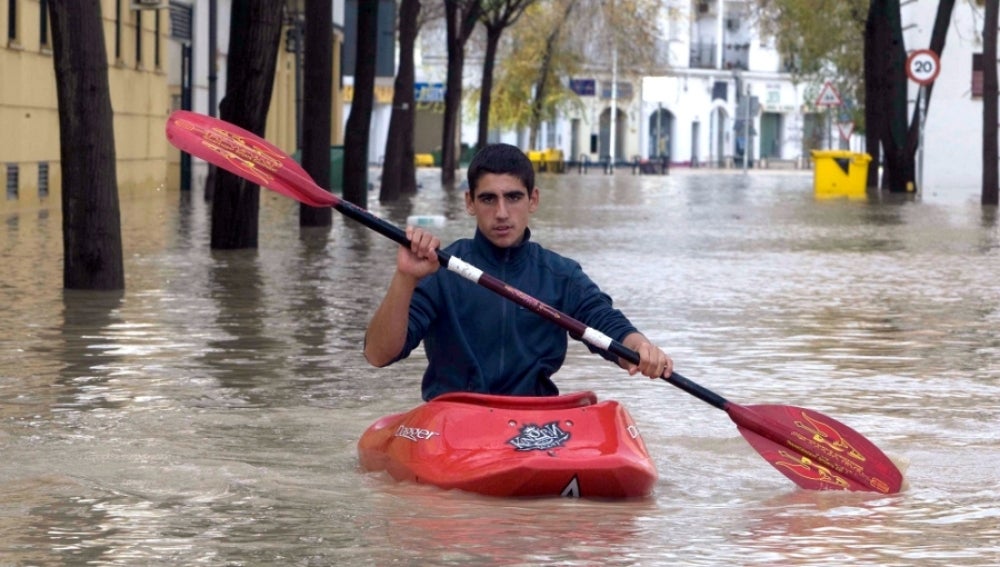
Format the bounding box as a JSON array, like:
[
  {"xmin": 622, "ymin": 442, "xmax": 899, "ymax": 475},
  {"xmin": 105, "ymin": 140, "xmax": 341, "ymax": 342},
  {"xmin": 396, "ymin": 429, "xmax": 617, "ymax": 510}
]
[
  {"xmin": 815, "ymin": 81, "xmax": 843, "ymax": 149},
  {"xmin": 907, "ymin": 49, "xmax": 941, "ymax": 191}
]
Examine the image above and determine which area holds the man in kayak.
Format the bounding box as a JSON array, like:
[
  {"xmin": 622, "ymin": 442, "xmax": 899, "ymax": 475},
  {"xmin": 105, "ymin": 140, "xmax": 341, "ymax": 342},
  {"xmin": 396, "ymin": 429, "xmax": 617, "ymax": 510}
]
[{"xmin": 364, "ymin": 143, "xmax": 673, "ymax": 401}]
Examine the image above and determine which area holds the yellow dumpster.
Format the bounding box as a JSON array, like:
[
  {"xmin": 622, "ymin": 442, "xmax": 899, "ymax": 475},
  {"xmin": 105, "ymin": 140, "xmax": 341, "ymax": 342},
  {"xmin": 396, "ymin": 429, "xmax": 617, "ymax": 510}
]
[
  {"xmin": 543, "ymin": 148, "xmax": 565, "ymax": 173},
  {"xmin": 414, "ymin": 153, "xmax": 435, "ymax": 168},
  {"xmin": 811, "ymin": 150, "xmax": 871, "ymax": 200},
  {"xmin": 527, "ymin": 150, "xmax": 545, "ymax": 172}
]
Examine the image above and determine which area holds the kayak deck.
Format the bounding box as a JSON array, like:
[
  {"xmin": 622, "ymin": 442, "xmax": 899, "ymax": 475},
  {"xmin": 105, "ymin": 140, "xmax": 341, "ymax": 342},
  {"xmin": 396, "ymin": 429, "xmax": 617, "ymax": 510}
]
[{"xmin": 357, "ymin": 391, "xmax": 657, "ymax": 499}]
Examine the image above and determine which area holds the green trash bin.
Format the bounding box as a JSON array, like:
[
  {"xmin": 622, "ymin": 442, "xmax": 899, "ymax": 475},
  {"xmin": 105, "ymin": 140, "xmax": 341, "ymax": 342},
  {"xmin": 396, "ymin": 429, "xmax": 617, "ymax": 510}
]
[
  {"xmin": 293, "ymin": 146, "xmax": 344, "ymax": 193},
  {"xmin": 329, "ymin": 145, "xmax": 344, "ymax": 193}
]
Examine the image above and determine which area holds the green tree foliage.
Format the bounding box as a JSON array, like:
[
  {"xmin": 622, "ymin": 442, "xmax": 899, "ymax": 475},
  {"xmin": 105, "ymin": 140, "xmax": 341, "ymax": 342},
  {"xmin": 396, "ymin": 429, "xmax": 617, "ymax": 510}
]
[
  {"xmin": 474, "ymin": 0, "xmax": 537, "ymax": 151},
  {"xmin": 483, "ymin": 0, "xmax": 665, "ymax": 148},
  {"xmin": 584, "ymin": 0, "xmax": 666, "ymax": 75},
  {"xmin": 486, "ymin": 0, "xmax": 580, "ymax": 137},
  {"xmin": 755, "ymin": 0, "xmax": 868, "ymax": 128}
]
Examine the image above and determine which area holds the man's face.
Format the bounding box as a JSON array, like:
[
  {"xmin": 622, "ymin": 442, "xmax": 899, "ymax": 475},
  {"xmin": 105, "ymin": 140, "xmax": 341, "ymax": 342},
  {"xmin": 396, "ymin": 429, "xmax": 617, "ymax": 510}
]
[{"xmin": 465, "ymin": 173, "xmax": 540, "ymax": 248}]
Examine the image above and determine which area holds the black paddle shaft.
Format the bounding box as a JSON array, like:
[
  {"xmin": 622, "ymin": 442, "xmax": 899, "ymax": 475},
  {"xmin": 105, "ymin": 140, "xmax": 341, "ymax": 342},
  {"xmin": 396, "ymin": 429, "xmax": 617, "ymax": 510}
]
[{"xmin": 334, "ymin": 198, "xmax": 729, "ymax": 411}]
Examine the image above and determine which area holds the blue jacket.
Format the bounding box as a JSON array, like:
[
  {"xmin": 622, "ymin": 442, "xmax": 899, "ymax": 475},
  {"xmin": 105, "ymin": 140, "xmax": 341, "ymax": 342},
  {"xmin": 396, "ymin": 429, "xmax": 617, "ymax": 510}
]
[{"xmin": 395, "ymin": 228, "xmax": 638, "ymax": 400}]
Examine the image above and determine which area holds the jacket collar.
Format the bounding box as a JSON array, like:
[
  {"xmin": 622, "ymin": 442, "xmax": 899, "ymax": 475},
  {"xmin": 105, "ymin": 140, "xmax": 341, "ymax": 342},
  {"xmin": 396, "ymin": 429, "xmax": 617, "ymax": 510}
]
[{"xmin": 472, "ymin": 227, "xmax": 532, "ymax": 266}]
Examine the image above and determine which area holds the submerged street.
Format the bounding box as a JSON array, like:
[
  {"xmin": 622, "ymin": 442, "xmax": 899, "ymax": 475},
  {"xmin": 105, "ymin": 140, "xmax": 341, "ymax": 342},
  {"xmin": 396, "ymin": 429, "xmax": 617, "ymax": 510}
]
[{"xmin": 1, "ymin": 169, "xmax": 998, "ymax": 565}]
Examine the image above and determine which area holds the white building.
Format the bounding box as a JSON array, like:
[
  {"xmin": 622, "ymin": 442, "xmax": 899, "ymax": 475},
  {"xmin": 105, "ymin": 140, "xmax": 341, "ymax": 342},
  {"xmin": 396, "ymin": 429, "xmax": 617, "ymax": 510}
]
[
  {"xmin": 902, "ymin": 2, "xmax": 990, "ymax": 203},
  {"xmin": 564, "ymin": 0, "xmax": 817, "ymax": 169},
  {"xmin": 408, "ymin": 0, "xmax": 823, "ymax": 171},
  {"xmin": 379, "ymin": 0, "xmax": 996, "ymax": 207}
]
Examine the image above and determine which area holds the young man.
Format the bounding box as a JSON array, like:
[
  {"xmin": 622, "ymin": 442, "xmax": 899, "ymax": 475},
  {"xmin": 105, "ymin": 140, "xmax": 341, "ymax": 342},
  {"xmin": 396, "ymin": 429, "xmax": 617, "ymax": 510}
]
[{"xmin": 364, "ymin": 143, "xmax": 672, "ymax": 401}]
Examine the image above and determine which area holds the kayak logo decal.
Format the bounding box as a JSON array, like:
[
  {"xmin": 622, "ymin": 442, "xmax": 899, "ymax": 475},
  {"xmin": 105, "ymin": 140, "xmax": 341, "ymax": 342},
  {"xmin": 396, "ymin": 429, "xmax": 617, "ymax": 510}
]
[
  {"xmin": 507, "ymin": 421, "xmax": 570, "ymax": 451},
  {"xmin": 395, "ymin": 425, "xmax": 439, "ymax": 441}
]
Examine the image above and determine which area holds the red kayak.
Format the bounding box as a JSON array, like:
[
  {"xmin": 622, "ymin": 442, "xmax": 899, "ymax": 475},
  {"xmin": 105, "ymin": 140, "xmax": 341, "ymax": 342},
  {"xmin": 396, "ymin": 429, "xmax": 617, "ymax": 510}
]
[{"xmin": 357, "ymin": 390, "xmax": 658, "ymax": 499}]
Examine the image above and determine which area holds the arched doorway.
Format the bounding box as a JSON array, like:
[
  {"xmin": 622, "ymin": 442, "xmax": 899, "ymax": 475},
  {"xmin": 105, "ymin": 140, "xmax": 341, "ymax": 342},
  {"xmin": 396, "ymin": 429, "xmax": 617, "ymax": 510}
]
[
  {"xmin": 599, "ymin": 107, "xmax": 628, "ymax": 164},
  {"xmin": 647, "ymin": 107, "xmax": 674, "ymax": 160}
]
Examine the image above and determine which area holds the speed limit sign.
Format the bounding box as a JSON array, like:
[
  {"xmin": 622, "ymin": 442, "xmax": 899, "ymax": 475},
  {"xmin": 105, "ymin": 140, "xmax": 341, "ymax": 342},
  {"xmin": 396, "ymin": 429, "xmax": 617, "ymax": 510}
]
[{"xmin": 907, "ymin": 49, "xmax": 941, "ymax": 85}]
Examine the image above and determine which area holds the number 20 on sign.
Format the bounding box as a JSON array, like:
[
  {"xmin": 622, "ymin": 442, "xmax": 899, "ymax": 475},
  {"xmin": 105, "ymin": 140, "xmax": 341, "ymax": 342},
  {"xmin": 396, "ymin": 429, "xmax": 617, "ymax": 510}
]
[{"xmin": 907, "ymin": 49, "xmax": 941, "ymax": 86}]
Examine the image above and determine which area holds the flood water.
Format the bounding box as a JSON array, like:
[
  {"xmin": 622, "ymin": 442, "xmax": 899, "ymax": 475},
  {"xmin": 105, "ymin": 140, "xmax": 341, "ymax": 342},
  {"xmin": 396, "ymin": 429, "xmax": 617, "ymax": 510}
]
[{"xmin": 2, "ymin": 169, "xmax": 999, "ymax": 566}]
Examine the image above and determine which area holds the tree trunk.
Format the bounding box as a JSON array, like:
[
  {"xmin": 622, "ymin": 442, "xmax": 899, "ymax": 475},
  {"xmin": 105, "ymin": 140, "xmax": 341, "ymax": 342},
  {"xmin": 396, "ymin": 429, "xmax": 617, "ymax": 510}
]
[
  {"xmin": 865, "ymin": 0, "xmax": 913, "ymax": 193},
  {"xmin": 885, "ymin": 0, "xmax": 912, "ymax": 192},
  {"xmin": 48, "ymin": 0, "xmax": 124, "ymax": 290},
  {"xmin": 984, "ymin": 0, "xmax": 999, "ymax": 205},
  {"xmin": 864, "ymin": 4, "xmax": 882, "ymax": 189},
  {"xmin": 212, "ymin": 1, "xmax": 283, "ymax": 249},
  {"xmin": 476, "ymin": 0, "xmax": 533, "ymax": 152},
  {"xmin": 344, "ymin": 0, "xmax": 378, "ymax": 207},
  {"xmin": 528, "ymin": 37, "xmax": 555, "ymax": 151},
  {"xmin": 301, "ymin": 0, "xmax": 334, "ymax": 226},
  {"xmin": 477, "ymin": 26, "xmax": 501, "ymax": 152},
  {"xmin": 441, "ymin": 1, "xmax": 481, "ymax": 186},
  {"xmin": 528, "ymin": 0, "xmax": 575, "ymax": 150},
  {"xmin": 381, "ymin": 0, "xmax": 421, "ymax": 201}
]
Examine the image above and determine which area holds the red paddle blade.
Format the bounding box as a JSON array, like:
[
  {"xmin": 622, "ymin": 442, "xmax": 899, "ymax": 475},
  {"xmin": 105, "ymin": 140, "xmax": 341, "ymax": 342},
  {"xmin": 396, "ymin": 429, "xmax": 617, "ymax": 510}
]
[
  {"xmin": 728, "ymin": 404, "xmax": 903, "ymax": 494},
  {"xmin": 165, "ymin": 110, "xmax": 337, "ymax": 208}
]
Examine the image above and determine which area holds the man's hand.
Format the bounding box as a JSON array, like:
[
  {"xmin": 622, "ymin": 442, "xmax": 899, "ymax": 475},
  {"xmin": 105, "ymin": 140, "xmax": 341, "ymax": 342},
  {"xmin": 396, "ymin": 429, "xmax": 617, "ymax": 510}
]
[
  {"xmin": 397, "ymin": 226, "xmax": 441, "ymax": 280},
  {"xmin": 622, "ymin": 333, "xmax": 673, "ymax": 379}
]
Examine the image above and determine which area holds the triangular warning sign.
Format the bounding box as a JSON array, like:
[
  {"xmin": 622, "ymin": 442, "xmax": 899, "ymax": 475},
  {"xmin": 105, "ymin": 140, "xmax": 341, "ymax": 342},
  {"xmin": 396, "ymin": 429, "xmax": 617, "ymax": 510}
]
[
  {"xmin": 816, "ymin": 82, "xmax": 842, "ymax": 107},
  {"xmin": 838, "ymin": 121, "xmax": 854, "ymax": 140}
]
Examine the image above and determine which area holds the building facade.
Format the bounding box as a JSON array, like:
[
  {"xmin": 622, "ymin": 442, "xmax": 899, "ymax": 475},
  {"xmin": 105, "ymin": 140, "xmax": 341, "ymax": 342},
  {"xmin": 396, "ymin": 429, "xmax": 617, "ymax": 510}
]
[
  {"xmin": 166, "ymin": 0, "xmax": 344, "ymax": 193},
  {"xmin": 405, "ymin": 0, "xmax": 824, "ymax": 172},
  {"xmin": 902, "ymin": 1, "xmax": 990, "ymax": 202},
  {"xmin": 2, "ymin": 0, "xmax": 170, "ymax": 212},
  {"xmin": 568, "ymin": 0, "xmax": 821, "ymax": 169},
  {"xmin": 2, "ymin": 0, "xmax": 344, "ymax": 213}
]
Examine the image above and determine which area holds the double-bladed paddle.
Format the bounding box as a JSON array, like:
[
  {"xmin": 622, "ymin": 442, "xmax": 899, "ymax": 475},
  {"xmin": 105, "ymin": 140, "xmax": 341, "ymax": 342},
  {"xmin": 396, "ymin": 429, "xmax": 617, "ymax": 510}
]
[{"xmin": 166, "ymin": 110, "xmax": 904, "ymax": 494}]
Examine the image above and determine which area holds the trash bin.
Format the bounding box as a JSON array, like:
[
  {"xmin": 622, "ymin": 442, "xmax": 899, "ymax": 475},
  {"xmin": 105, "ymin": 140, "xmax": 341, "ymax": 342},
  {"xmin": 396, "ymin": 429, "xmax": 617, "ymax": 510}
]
[
  {"xmin": 810, "ymin": 150, "xmax": 871, "ymax": 199},
  {"xmin": 329, "ymin": 145, "xmax": 344, "ymax": 192},
  {"xmin": 293, "ymin": 146, "xmax": 344, "ymax": 193},
  {"xmin": 543, "ymin": 148, "xmax": 565, "ymax": 173},
  {"xmin": 527, "ymin": 150, "xmax": 545, "ymax": 172}
]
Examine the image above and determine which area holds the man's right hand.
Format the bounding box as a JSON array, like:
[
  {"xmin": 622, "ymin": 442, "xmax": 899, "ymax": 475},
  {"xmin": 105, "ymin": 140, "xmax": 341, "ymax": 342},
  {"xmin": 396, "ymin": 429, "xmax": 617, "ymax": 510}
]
[{"xmin": 397, "ymin": 226, "xmax": 441, "ymax": 280}]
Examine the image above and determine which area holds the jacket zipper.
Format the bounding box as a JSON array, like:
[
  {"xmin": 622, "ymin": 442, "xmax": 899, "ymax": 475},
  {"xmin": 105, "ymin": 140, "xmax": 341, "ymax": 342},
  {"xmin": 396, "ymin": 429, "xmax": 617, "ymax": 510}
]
[{"xmin": 498, "ymin": 247, "xmax": 511, "ymax": 380}]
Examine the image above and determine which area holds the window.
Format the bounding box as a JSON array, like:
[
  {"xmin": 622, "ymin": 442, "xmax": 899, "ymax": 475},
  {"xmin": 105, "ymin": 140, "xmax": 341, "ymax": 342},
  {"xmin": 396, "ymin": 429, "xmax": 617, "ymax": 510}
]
[
  {"xmin": 38, "ymin": 162, "xmax": 49, "ymax": 198},
  {"xmin": 7, "ymin": 0, "xmax": 18, "ymax": 43},
  {"xmin": 154, "ymin": 11, "xmax": 161, "ymax": 67},
  {"xmin": 115, "ymin": 0, "xmax": 122, "ymax": 60},
  {"xmin": 6, "ymin": 164, "xmax": 19, "ymax": 200},
  {"xmin": 39, "ymin": 0, "xmax": 49, "ymax": 48},
  {"xmin": 135, "ymin": 8, "xmax": 143, "ymax": 68},
  {"xmin": 169, "ymin": 1, "xmax": 193, "ymax": 41}
]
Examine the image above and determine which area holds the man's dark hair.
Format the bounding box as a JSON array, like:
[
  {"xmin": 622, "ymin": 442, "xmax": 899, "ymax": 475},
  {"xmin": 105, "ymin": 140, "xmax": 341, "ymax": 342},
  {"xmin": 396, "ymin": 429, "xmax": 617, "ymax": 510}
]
[{"xmin": 466, "ymin": 143, "xmax": 535, "ymax": 195}]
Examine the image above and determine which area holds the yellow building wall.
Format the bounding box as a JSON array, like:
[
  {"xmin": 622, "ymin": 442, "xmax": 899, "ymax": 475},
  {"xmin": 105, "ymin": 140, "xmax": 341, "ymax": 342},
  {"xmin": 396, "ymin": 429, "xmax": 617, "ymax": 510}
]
[
  {"xmin": 1, "ymin": 0, "xmax": 169, "ymax": 213},
  {"xmin": 267, "ymin": 25, "xmax": 345, "ymax": 155},
  {"xmin": 3, "ymin": 1, "xmax": 345, "ymax": 213}
]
